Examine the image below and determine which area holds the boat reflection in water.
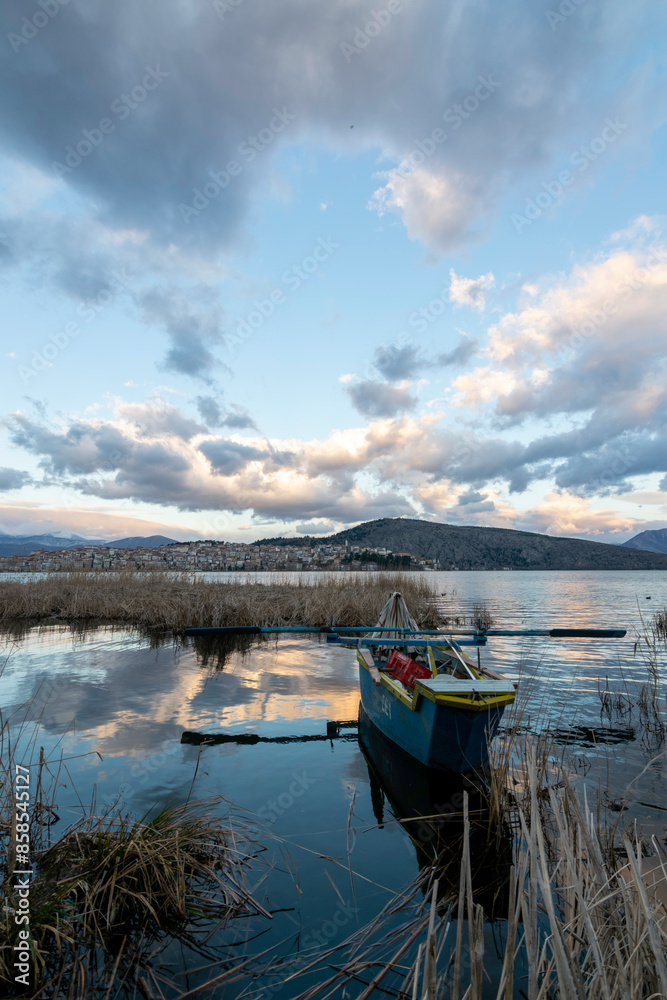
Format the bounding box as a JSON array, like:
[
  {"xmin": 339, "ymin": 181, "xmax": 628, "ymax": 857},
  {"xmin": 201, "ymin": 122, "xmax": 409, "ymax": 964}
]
[{"xmin": 358, "ymin": 704, "xmax": 512, "ymax": 919}]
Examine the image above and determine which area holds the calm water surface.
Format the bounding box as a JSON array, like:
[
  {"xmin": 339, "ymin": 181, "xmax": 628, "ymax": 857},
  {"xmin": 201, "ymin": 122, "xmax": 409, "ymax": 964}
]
[{"xmin": 1, "ymin": 570, "xmax": 665, "ymax": 997}]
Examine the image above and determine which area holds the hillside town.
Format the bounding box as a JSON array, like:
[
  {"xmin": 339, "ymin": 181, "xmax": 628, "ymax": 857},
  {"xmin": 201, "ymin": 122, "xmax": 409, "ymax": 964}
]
[{"xmin": 0, "ymin": 539, "xmax": 439, "ymax": 574}]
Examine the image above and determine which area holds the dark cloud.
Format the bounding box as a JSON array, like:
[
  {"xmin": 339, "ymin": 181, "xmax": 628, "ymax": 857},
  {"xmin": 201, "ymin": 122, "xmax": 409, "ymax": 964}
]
[
  {"xmin": 435, "ymin": 338, "xmax": 479, "ymax": 367},
  {"xmin": 371, "ymin": 338, "xmax": 478, "ymax": 382},
  {"xmin": 221, "ymin": 405, "xmax": 257, "ymax": 430},
  {"xmin": 373, "ymin": 345, "xmax": 423, "ymax": 380},
  {"xmin": 139, "ymin": 287, "xmax": 229, "ymax": 382},
  {"xmin": 196, "ymin": 396, "xmax": 257, "ymax": 430},
  {"xmin": 8, "ymin": 414, "xmax": 133, "ymax": 475},
  {"xmin": 3, "ymin": 408, "xmax": 418, "ymax": 520},
  {"xmin": 0, "ymin": 0, "xmax": 643, "ymax": 255},
  {"xmin": 345, "ymin": 380, "xmax": 417, "ymax": 418},
  {"xmin": 0, "ymin": 467, "xmax": 31, "ymax": 491},
  {"xmin": 456, "ymin": 490, "xmax": 485, "ymax": 506},
  {"xmin": 196, "ymin": 395, "xmax": 224, "ymax": 427},
  {"xmin": 552, "ymin": 434, "xmax": 667, "ymax": 496},
  {"xmin": 198, "ymin": 439, "xmax": 265, "ymax": 475}
]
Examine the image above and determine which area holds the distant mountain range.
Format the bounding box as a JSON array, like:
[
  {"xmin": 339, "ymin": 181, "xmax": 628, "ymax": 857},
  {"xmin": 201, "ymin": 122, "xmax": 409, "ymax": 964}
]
[
  {"xmin": 258, "ymin": 518, "xmax": 667, "ymax": 570},
  {"xmin": 0, "ymin": 532, "xmax": 177, "ymax": 558},
  {"xmin": 1, "ymin": 520, "xmax": 666, "ymax": 568},
  {"xmin": 621, "ymin": 528, "xmax": 667, "ymax": 555}
]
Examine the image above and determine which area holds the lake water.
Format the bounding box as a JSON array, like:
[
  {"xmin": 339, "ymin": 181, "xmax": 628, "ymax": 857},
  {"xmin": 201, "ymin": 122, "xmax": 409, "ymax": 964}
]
[{"xmin": 1, "ymin": 570, "xmax": 665, "ymax": 998}]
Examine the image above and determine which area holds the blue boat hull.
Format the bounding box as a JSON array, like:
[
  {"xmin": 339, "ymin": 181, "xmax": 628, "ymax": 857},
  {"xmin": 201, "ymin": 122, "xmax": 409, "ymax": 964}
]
[{"xmin": 358, "ymin": 664, "xmax": 506, "ymax": 773}]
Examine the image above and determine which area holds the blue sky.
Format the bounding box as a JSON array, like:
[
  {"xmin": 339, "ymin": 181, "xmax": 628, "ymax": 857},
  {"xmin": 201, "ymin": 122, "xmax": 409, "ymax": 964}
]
[{"xmin": 1, "ymin": 0, "xmax": 666, "ymax": 543}]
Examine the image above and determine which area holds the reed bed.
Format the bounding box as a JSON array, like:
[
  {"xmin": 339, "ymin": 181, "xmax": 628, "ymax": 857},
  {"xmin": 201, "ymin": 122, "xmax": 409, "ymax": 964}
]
[
  {"xmin": 1, "ymin": 803, "xmax": 267, "ymax": 998},
  {"xmin": 0, "ymin": 570, "xmax": 443, "ymax": 631},
  {"xmin": 285, "ymin": 625, "xmax": 666, "ymax": 1000},
  {"xmin": 0, "ymin": 678, "xmax": 275, "ymax": 999},
  {"xmin": 286, "ymin": 753, "xmax": 667, "ymax": 1000}
]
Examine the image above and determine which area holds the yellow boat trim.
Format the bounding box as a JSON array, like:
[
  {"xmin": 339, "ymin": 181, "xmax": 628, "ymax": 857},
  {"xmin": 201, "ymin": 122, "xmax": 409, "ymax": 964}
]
[{"xmin": 357, "ymin": 649, "xmax": 516, "ymax": 713}]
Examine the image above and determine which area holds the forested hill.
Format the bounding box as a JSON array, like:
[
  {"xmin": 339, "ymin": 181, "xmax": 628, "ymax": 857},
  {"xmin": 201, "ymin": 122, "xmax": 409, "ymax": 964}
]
[
  {"xmin": 256, "ymin": 518, "xmax": 667, "ymax": 570},
  {"xmin": 622, "ymin": 528, "xmax": 667, "ymax": 555}
]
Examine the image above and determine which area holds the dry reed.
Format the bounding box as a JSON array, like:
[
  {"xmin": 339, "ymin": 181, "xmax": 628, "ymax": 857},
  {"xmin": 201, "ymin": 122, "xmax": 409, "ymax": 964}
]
[
  {"xmin": 0, "ymin": 570, "xmax": 443, "ymax": 632},
  {"xmin": 285, "ymin": 631, "xmax": 666, "ymax": 1000},
  {"xmin": 0, "ymin": 802, "xmax": 266, "ymax": 997},
  {"xmin": 0, "ymin": 670, "xmax": 273, "ymax": 999},
  {"xmin": 286, "ymin": 750, "xmax": 667, "ymax": 1000}
]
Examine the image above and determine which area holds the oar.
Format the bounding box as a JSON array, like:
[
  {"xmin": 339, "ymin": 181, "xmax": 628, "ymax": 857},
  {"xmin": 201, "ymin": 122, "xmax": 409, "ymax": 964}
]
[
  {"xmin": 478, "ymin": 628, "xmax": 626, "ymax": 638},
  {"xmin": 184, "ymin": 625, "xmax": 626, "ymax": 638},
  {"xmin": 184, "ymin": 625, "xmax": 448, "ymax": 636}
]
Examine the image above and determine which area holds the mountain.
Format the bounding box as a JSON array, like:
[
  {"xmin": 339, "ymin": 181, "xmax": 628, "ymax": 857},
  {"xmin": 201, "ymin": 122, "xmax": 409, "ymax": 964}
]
[
  {"xmin": 0, "ymin": 533, "xmax": 105, "ymax": 557},
  {"xmin": 105, "ymin": 535, "xmax": 178, "ymax": 548},
  {"xmin": 0, "ymin": 532, "xmax": 177, "ymax": 558},
  {"xmin": 622, "ymin": 528, "xmax": 667, "ymax": 555},
  {"xmin": 257, "ymin": 518, "xmax": 667, "ymax": 570}
]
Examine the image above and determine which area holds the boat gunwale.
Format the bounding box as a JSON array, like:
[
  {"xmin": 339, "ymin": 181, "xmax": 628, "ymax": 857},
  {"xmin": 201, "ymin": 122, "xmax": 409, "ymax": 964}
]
[{"xmin": 356, "ymin": 648, "xmax": 516, "ymax": 713}]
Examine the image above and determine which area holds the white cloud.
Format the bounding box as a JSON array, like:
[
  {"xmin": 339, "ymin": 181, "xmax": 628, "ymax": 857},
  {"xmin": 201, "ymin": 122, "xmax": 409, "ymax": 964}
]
[
  {"xmin": 368, "ymin": 168, "xmax": 481, "ymax": 253},
  {"xmin": 448, "ymin": 269, "xmax": 495, "ymax": 311}
]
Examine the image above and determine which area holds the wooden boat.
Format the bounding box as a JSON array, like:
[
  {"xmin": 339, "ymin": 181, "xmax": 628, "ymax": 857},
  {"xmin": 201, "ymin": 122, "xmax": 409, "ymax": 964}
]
[
  {"xmin": 185, "ymin": 600, "xmax": 625, "ymax": 775},
  {"xmin": 358, "ymin": 703, "xmax": 513, "ymax": 915},
  {"xmin": 349, "ymin": 593, "xmax": 515, "ymax": 773}
]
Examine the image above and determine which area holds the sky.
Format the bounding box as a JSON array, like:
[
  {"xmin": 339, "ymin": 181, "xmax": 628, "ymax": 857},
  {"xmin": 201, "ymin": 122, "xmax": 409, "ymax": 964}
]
[{"xmin": 1, "ymin": 0, "xmax": 666, "ymax": 544}]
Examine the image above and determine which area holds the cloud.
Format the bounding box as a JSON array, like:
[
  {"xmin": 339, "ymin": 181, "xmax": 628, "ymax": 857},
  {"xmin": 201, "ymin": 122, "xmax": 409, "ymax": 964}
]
[
  {"xmin": 195, "ymin": 396, "xmax": 224, "ymax": 427},
  {"xmin": 4, "ymin": 224, "xmax": 667, "ymax": 522},
  {"xmin": 295, "ymin": 520, "xmax": 338, "ymax": 535},
  {"xmin": 0, "ymin": 503, "xmax": 195, "ymax": 541},
  {"xmin": 0, "ymin": 0, "xmax": 660, "ymax": 402},
  {"xmin": 448, "ymin": 233, "xmax": 667, "ymax": 493},
  {"xmin": 118, "ymin": 401, "xmax": 206, "ymax": 441},
  {"xmin": 139, "ymin": 287, "xmax": 229, "ymax": 382},
  {"xmin": 434, "ymin": 338, "xmax": 479, "ymax": 367},
  {"xmin": 344, "ymin": 380, "xmax": 417, "ymax": 418},
  {"xmin": 516, "ymin": 493, "xmax": 648, "ymax": 541},
  {"xmin": 0, "ymin": 467, "xmax": 31, "ymax": 491},
  {"xmin": 448, "ymin": 269, "xmax": 495, "ymax": 311},
  {"xmin": 1, "ymin": 0, "xmax": 651, "ymax": 265},
  {"xmin": 196, "ymin": 396, "xmax": 257, "ymax": 430},
  {"xmin": 198, "ymin": 439, "xmax": 266, "ymax": 475},
  {"xmin": 369, "ymin": 168, "xmax": 482, "ymax": 253},
  {"xmin": 371, "ymin": 338, "xmax": 478, "ymax": 380},
  {"xmin": 373, "ymin": 344, "xmax": 424, "ymax": 380}
]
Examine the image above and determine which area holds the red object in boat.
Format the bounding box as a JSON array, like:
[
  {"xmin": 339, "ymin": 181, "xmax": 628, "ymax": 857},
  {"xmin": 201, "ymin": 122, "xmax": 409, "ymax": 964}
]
[{"xmin": 385, "ymin": 649, "xmax": 432, "ymax": 688}]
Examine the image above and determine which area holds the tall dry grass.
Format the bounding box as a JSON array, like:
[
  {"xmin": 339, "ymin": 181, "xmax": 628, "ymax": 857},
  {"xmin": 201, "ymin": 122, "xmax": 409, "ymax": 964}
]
[
  {"xmin": 0, "ymin": 570, "xmax": 443, "ymax": 631},
  {"xmin": 287, "ymin": 751, "xmax": 667, "ymax": 1000},
  {"xmin": 1, "ymin": 803, "xmax": 267, "ymax": 998},
  {"xmin": 286, "ymin": 617, "xmax": 667, "ymax": 1000},
  {"xmin": 0, "ymin": 660, "xmax": 275, "ymax": 999}
]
